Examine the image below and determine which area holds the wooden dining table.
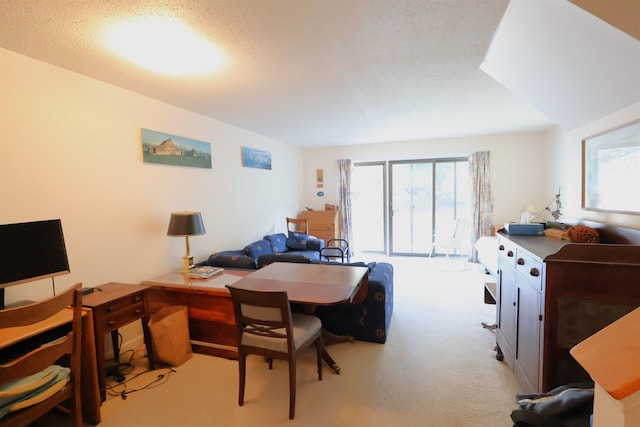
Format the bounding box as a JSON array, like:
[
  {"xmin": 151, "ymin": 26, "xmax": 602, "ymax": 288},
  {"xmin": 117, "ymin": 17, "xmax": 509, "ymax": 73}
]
[{"xmin": 230, "ymin": 262, "xmax": 369, "ymax": 373}]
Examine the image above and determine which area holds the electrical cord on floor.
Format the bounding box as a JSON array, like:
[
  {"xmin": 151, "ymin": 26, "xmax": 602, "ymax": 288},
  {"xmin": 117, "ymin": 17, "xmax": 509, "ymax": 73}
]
[
  {"xmin": 105, "ymin": 367, "xmax": 177, "ymax": 400},
  {"xmin": 112, "ymin": 332, "xmax": 138, "ymax": 374},
  {"xmin": 105, "ymin": 334, "xmax": 152, "ymax": 389}
]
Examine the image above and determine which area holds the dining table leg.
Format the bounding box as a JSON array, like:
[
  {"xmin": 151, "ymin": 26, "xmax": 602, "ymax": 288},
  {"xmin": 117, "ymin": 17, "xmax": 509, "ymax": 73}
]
[{"xmin": 303, "ymin": 304, "xmax": 351, "ymax": 374}]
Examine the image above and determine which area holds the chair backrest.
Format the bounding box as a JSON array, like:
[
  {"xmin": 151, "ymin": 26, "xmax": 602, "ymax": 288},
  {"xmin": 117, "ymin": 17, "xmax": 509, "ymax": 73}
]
[
  {"xmin": 286, "ymin": 217, "xmax": 308, "ymax": 235},
  {"xmin": 0, "ymin": 282, "xmax": 83, "ymax": 426},
  {"xmin": 226, "ymin": 286, "xmax": 294, "ymax": 355},
  {"xmin": 450, "ymin": 218, "xmax": 469, "ymax": 246}
]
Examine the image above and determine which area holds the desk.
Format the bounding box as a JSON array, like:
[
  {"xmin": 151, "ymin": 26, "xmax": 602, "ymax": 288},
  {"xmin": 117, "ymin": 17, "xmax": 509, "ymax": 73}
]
[
  {"xmin": 82, "ymin": 282, "xmax": 153, "ymax": 402},
  {"xmin": 143, "ymin": 270, "xmax": 251, "ymax": 360},
  {"xmin": 143, "ymin": 263, "xmax": 368, "ymax": 373},
  {"xmin": 0, "ymin": 307, "xmax": 102, "ymax": 425},
  {"xmin": 232, "ymin": 262, "xmax": 369, "ymax": 373}
]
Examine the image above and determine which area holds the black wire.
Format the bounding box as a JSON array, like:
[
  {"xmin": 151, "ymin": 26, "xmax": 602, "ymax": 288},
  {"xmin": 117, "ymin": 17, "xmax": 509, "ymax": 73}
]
[
  {"xmin": 105, "ymin": 367, "xmax": 177, "ymax": 399},
  {"xmin": 103, "ymin": 340, "xmax": 172, "ymax": 399}
]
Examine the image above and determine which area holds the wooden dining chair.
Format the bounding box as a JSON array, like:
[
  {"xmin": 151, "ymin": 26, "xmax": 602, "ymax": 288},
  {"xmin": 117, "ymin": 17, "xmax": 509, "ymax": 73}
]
[
  {"xmin": 225, "ymin": 285, "xmax": 323, "ymax": 420},
  {"xmin": 286, "ymin": 217, "xmax": 309, "ymax": 235},
  {"xmin": 0, "ymin": 282, "xmax": 83, "ymax": 427}
]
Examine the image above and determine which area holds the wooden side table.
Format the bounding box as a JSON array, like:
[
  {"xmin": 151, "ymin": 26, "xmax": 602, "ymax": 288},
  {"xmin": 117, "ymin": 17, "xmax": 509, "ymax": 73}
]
[{"xmin": 82, "ymin": 282, "xmax": 154, "ymax": 401}]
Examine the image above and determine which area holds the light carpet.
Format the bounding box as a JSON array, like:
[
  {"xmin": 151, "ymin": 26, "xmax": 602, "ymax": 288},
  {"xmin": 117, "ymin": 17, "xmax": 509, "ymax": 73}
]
[{"xmin": 42, "ymin": 257, "xmax": 519, "ymax": 427}]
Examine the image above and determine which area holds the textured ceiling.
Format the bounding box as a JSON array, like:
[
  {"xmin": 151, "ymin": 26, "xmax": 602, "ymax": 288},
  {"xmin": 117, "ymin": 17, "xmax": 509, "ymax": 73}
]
[{"xmin": 0, "ymin": 0, "xmax": 554, "ymax": 147}]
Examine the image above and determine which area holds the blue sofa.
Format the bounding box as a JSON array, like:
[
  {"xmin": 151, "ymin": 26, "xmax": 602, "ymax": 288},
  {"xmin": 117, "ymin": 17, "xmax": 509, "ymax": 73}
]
[
  {"xmin": 204, "ymin": 234, "xmax": 393, "ymax": 344},
  {"xmin": 315, "ymin": 261, "xmax": 393, "ymax": 344},
  {"xmin": 207, "ymin": 232, "xmax": 324, "ymax": 269}
]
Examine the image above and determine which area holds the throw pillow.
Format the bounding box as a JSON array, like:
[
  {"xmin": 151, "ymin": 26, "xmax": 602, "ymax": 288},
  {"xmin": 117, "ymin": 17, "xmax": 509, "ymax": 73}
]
[
  {"xmin": 264, "ymin": 233, "xmax": 288, "ymax": 253},
  {"xmin": 286, "ymin": 232, "xmax": 311, "ymax": 250},
  {"xmin": 244, "ymin": 239, "xmax": 273, "ymax": 259}
]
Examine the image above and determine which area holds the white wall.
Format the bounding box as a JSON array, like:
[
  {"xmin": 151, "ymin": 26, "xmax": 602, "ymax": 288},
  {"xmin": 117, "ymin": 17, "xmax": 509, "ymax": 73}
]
[
  {"xmin": 0, "ymin": 48, "xmax": 303, "ymax": 306},
  {"xmin": 302, "ymin": 131, "xmax": 557, "ymax": 226}
]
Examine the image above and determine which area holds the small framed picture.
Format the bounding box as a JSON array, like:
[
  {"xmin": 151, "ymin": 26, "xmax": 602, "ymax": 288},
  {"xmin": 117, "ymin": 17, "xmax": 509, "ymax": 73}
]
[{"xmin": 241, "ymin": 147, "xmax": 271, "ymax": 170}]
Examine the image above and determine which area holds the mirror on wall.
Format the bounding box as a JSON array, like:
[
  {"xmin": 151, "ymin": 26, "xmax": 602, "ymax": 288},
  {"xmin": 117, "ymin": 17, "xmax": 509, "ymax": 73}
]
[{"xmin": 582, "ymin": 119, "xmax": 640, "ymax": 215}]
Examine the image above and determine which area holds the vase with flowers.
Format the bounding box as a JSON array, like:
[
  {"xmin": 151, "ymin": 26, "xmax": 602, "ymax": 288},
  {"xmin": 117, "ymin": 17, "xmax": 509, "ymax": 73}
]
[{"xmin": 543, "ymin": 187, "xmax": 565, "ymax": 230}]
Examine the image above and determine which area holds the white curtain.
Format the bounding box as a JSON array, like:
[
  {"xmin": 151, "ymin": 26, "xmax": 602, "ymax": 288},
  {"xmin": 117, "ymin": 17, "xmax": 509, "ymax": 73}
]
[
  {"xmin": 468, "ymin": 151, "xmax": 492, "ymax": 262},
  {"xmin": 337, "ymin": 159, "xmax": 353, "ymax": 255}
]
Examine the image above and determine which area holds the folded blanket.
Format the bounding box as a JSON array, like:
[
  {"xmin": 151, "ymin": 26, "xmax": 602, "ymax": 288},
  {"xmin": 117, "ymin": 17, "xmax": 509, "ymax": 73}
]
[{"xmin": 0, "ymin": 365, "xmax": 70, "ymax": 419}]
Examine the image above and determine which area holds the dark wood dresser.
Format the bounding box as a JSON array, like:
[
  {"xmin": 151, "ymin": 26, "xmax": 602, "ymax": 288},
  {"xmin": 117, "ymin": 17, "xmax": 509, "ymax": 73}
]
[{"xmin": 495, "ymin": 220, "xmax": 640, "ymax": 393}]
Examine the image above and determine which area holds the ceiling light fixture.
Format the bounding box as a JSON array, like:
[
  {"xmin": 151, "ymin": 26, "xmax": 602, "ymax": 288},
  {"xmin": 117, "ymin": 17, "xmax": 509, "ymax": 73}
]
[{"xmin": 104, "ymin": 16, "xmax": 226, "ymax": 76}]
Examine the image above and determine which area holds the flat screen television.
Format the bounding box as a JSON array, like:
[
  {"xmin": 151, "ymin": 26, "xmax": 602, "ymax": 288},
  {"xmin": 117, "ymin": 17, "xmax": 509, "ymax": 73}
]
[{"xmin": 0, "ymin": 219, "xmax": 70, "ymax": 288}]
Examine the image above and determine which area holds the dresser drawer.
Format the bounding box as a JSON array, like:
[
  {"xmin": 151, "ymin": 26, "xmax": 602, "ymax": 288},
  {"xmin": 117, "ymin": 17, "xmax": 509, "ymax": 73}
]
[
  {"xmin": 101, "ymin": 291, "xmax": 144, "ymax": 313},
  {"xmin": 498, "ymin": 238, "xmax": 517, "ymax": 267},
  {"xmin": 310, "ymin": 223, "xmax": 334, "ymax": 232},
  {"xmin": 515, "ymin": 250, "xmax": 543, "ymax": 291},
  {"xmin": 317, "ymin": 232, "xmax": 334, "ymax": 243},
  {"xmin": 102, "ymin": 301, "xmax": 145, "ymax": 330}
]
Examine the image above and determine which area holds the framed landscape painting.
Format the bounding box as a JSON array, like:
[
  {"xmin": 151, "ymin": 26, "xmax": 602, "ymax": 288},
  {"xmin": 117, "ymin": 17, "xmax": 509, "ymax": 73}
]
[
  {"xmin": 141, "ymin": 129, "xmax": 212, "ymax": 169},
  {"xmin": 242, "ymin": 147, "xmax": 271, "ymax": 170}
]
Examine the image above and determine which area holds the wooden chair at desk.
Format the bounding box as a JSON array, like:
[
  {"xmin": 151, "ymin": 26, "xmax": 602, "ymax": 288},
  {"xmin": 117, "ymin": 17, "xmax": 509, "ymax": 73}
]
[{"xmin": 0, "ymin": 283, "xmax": 83, "ymax": 427}]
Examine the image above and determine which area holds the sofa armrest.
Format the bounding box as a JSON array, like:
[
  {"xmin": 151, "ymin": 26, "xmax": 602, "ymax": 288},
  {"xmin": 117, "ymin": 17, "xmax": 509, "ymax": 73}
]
[
  {"xmin": 207, "ymin": 250, "xmax": 257, "ymax": 269},
  {"xmin": 306, "ymin": 237, "xmax": 325, "ymax": 252},
  {"xmin": 368, "ymin": 262, "xmax": 393, "ymax": 288},
  {"xmin": 316, "ymin": 261, "xmax": 394, "ymax": 344}
]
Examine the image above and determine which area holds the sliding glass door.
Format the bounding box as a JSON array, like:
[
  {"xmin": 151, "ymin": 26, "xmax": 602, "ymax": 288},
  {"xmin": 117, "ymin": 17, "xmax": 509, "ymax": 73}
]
[
  {"xmin": 390, "ymin": 161, "xmax": 433, "ymax": 254},
  {"xmin": 352, "ymin": 158, "xmax": 468, "ymax": 256},
  {"xmin": 390, "ymin": 158, "xmax": 469, "ymax": 256}
]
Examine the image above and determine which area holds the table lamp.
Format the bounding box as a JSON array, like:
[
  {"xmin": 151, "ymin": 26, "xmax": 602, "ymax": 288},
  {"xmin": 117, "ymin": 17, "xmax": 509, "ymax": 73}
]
[{"xmin": 167, "ymin": 211, "xmax": 205, "ymax": 273}]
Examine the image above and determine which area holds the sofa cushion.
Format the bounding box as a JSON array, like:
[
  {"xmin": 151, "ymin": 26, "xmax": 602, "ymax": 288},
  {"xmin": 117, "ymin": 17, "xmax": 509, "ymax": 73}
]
[
  {"xmin": 208, "ymin": 251, "xmax": 257, "ymax": 269},
  {"xmin": 257, "ymin": 253, "xmax": 312, "ymax": 268},
  {"xmin": 264, "ymin": 233, "xmax": 288, "ymax": 253},
  {"xmin": 285, "ymin": 250, "xmax": 321, "ymax": 261},
  {"xmin": 244, "ymin": 239, "xmax": 272, "ymax": 259},
  {"xmin": 286, "ymin": 232, "xmax": 313, "ymax": 250}
]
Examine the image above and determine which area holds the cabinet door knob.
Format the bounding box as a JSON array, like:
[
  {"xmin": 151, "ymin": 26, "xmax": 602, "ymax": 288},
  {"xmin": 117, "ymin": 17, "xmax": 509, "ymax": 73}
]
[
  {"xmin": 134, "ymin": 297, "xmax": 141, "ymax": 303},
  {"xmin": 135, "ymin": 309, "xmax": 141, "ymax": 315},
  {"xmin": 507, "ymin": 250, "xmax": 514, "ymax": 257},
  {"xmin": 107, "ymin": 306, "xmax": 115, "ymax": 312},
  {"xmin": 517, "ymin": 258, "xmax": 525, "ymax": 265},
  {"xmin": 530, "ymin": 268, "xmax": 540, "ymax": 277},
  {"xmin": 108, "ymin": 320, "xmax": 115, "ymax": 326},
  {"xmin": 499, "ymin": 244, "xmax": 505, "ymax": 251}
]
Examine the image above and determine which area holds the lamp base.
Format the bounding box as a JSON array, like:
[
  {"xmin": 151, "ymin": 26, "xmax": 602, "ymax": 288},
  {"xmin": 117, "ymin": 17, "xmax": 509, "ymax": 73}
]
[{"xmin": 180, "ymin": 255, "xmax": 194, "ymax": 274}]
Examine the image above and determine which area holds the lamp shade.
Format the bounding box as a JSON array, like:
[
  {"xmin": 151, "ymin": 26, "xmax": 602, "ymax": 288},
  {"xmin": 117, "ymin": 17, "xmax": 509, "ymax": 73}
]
[{"xmin": 167, "ymin": 211, "xmax": 205, "ymax": 236}]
